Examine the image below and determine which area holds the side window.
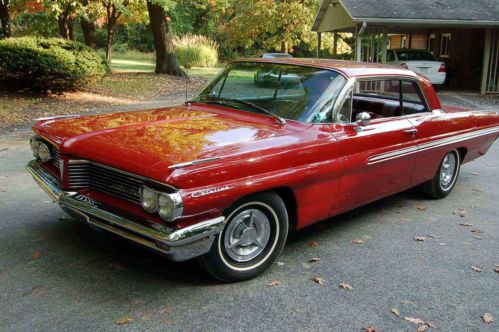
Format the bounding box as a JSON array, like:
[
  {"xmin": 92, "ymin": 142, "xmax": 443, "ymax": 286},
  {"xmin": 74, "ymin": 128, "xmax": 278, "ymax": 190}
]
[
  {"xmin": 387, "ymin": 50, "xmax": 395, "ymax": 62},
  {"xmin": 352, "ymin": 79, "xmax": 401, "ymax": 119},
  {"xmin": 401, "ymin": 81, "xmax": 428, "ymax": 115}
]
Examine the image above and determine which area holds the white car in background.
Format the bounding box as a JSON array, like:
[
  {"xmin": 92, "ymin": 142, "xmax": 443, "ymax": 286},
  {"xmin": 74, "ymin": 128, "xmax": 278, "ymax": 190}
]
[{"xmin": 387, "ymin": 49, "xmax": 446, "ymax": 86}]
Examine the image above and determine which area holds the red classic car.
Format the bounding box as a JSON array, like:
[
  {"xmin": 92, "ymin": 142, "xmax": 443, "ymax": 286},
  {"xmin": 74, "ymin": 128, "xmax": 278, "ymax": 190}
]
[{"xmin": 26, "ymin": 59, "xmax": 499, "ymax": 282}]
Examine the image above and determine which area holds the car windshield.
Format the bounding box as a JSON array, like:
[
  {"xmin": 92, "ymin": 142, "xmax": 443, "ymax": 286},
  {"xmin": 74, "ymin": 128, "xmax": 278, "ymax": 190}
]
[
  {"xmin": 192, "ymin": 62, "xmax": 346, "ymax": 123},
  {"xmin": 396, "ymin": 50, "xmax": 436, "ymax": 61}
]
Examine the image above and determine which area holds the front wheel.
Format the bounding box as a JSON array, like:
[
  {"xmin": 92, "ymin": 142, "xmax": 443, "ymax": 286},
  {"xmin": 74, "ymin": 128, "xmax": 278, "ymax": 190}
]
[
  {"xmin": 422, "ymin": 149, "xmax": 461, "ymax": 199},
  {"xmin": 199, "ymin": 192, "xmax": 288, "ymax": 282}
]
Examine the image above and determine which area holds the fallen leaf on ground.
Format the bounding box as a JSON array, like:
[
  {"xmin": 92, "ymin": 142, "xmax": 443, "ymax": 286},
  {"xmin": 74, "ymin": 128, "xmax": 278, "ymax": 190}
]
[
  {"xmin": 308, "ymin": 241, "xmax": 319, "ymax": 247},
  {"xmin": 116, "ymin": 317, "xmax": 133, "ymax": 325},
  {"xmin": 351, "ymin": 239, "xmax": 364, "ymax": 245},
  {"xmin": 482, "ymin": 312, "xmax": 494, "ymax": 323},
  {"xmin": 427, "ymin": 322, "xmax": 437, "ymax": 328},
  {"xmin": 439, "ymin": 242, "xmax": 446, "ymax": 246},
  {"xmin": 158, "ymin": 306, "xmax": 172, "ymax": 314},
  {"xmin": 415, "ymin": 236, "xmax": 426, "ymax": 241},
  {"xmin": 110, "ymin": 262, "xmax": 127, "ymax": 271},
  {"xmin": 277, "ymin": 261, "xmax": 284, "ymax": 266},
  {"xmin": 471, "ymin": 171, "xmax": 480, "ymax": 176},
  {"xmin": 339, "ymin": 282, "xmax": 353, "ymax": 290},
  {"xmin": 308, "ymin": 257, "xmax": 321, "ymax": 263},
  {"xmin": 312, "ymin": 277, "xmax": 325, "ymax": 285},
  {"xmin": 472, "ymin": 235, "xmax": 482, "ymax": 240},
  {"xmin": 458, "ymin": 209, "xmax": 467, "ymax": 217},
  {"xmin": 428, "ymin": 234, "xmax": 439, "ymax": 239},
  {"xmin": 267, "ymin": 280, "xmax": 281, "ymax": 287},
  {"xmin": 405, "ymin": 317, "xmax": 425, "ymax": 325},
  {"xmin": 471, "ymin": 266, "xmax": 482, "ymax": 272},
  {"xmin": 417, "ymin": 324, "xmax": 429, "ymax": 332},
  {"xmin": 415, "ymin": 205, "xmax": 427, "ymax": 211},
  {"xmin": 472, "ymin": 188, "xmax": 484, "ymax": 192},
  {"xmin": 470, "ymin": 228, "xmax": 482, "ymax": 234},
  {"xmin": 30, "ymin": 285, "xmax": 48, "ymax": 297},
  {"xmin": 363, "ymin": 326, "xmax": 377, "ymax": 332},
  {"xmin": 459, "ymin": 222, "xmax": 473, "ymax": 227},
  {"xmin": 495, "ymin": 264, "xmax": 499, "ymax": 273},
  {"xmin": 391, "ymin": 308, "xmax": 400, "ymax": 316},
  {"xmin": 33, "ymin": 249, "xmax": 41, "ymax": 259}
]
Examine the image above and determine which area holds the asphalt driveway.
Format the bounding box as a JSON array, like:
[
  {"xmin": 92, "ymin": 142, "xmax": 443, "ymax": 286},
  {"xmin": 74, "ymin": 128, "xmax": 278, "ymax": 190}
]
[{"xmin": 0, "ymin": 102, "xmax": 498, "ymax": 332}]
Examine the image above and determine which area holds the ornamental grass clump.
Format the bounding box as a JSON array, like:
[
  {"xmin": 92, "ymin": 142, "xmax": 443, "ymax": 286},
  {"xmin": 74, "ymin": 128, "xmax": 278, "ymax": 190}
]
[
  {"xmin": 0, "ymin": 37, "xmax": 109, "ymax": 92},
  {"xmin": 174, "ymin": 34, "xmax": 219, "ymax": 69}
]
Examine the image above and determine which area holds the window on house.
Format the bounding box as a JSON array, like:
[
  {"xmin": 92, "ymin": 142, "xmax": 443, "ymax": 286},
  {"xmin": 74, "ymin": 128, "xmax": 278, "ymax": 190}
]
[
  {"xmin": 440, "ymin": 33, "xmax": 451, "ymax": 58},
  {"xmin": 428, "ymin": 33, "xmax": 436, "ymax": 54}
]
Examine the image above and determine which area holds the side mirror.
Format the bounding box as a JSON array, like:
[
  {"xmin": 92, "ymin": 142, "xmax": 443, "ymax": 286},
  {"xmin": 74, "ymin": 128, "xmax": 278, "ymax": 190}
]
[{"xmin": 355, "ymin": 112, "xmax": 371, "ymax": 131}]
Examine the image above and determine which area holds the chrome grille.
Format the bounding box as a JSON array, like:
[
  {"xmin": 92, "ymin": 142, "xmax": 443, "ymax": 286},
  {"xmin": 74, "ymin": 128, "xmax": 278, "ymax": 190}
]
[
  {"xmin": 50, "ymin": 146, "xmax": 61, "ymax": 169},
  {"xmin": 68, "ymin": 161, "xmax": 144, "ymax": 205}
]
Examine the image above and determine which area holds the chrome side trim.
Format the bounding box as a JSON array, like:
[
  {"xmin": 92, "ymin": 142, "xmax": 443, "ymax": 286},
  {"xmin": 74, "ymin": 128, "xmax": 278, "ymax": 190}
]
[
  {"xmin": 168, "ymin": 157, "xmax": 222, "ymax": 169},
  {"xmin": 26, "ymin": 160, "xmax": 225, "ymax": 261},
  {"xmin": 368, "ymin": 126, "xmax": 499, "ymax": 164}
]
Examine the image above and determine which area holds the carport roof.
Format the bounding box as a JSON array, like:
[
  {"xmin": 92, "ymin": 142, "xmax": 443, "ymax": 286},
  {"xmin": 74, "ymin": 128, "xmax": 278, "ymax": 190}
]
[{"xmin": 312, "ymin": 0, "xmax": 499, "ymax": 31}]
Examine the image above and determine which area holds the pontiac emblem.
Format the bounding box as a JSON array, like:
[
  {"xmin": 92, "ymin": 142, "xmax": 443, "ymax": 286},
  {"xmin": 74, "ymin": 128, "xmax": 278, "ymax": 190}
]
[{"xmin": 191, "ymin": 185, "xmax": 232, "ymax": 198}]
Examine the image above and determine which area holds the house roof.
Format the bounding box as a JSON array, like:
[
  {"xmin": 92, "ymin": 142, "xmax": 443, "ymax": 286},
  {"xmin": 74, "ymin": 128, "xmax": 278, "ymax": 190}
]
[{"xmin": 312, "ymin": 0, "xmax": 499, "ymax": 31}]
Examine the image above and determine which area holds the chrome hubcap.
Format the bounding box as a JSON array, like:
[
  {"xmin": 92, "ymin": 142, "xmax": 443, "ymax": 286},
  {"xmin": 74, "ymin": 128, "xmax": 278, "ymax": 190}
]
[
  {"xmin": 440, "ymin": 153, "xmax": 457, "ymax": 189},
  {"xmin": 224, "ymin": 209, "xmax": 271, "ymax": 262}
]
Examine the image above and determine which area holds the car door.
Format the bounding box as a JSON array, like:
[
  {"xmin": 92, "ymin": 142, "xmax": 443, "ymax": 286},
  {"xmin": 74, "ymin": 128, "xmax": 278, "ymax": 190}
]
[{"xmin": 330, "ymin": 78, "xmax": 418, "ymax": 214}]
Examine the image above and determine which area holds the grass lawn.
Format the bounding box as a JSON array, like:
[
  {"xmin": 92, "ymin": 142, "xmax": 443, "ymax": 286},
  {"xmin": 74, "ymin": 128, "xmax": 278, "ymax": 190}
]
[{"xmin": 111, "ymin": 50, "xmax": 222, "ymax": 79}]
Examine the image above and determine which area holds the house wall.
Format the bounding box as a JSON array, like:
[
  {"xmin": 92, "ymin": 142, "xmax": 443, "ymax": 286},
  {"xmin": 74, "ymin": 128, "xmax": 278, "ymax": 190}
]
[
  {"xmin": 388, "ymin": 29, "xmax": 486, "ymax": 91},
  {"xmin": 431, "ymin": 29, "xmax": 485, "ymax": 90}
]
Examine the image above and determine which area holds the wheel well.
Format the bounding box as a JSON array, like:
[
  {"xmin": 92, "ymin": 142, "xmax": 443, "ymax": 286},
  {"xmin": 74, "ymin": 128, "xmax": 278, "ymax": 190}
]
[
  {"xmin": 456, "ymin": 147, "xmax": 467, "ymax": 163},
  {"xmin": 272, "ymin": 187, "xmax": 297, "ymax": 230}
]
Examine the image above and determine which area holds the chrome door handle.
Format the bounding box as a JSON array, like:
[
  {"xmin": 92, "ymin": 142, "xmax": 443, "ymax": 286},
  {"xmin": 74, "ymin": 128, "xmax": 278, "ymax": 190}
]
[{"xmin": 404, "ymin": 128, "xmax": 418, "ymax": 135}]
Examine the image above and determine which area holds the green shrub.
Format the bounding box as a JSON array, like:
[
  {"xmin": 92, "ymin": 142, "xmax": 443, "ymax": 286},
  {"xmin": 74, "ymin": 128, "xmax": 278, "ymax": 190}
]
[
  {"xmin": 0, "ymin": 37, "xmax": 109, "ymax": 92},
  {"xmin": 174, "ymin": 35, "xmax": 219, "ymax": 68}
]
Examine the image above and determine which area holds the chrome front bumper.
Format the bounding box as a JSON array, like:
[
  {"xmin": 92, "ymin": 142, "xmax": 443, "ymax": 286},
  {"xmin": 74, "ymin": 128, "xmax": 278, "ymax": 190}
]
[{"xmin": 26, "ymin": 160, "xmax": 225, "ymax": 261}]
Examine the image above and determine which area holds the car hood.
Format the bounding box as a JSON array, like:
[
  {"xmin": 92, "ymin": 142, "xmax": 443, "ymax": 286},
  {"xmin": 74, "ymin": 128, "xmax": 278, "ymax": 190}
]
[{"xmin": 34, "ymin": 104, "xmax": 308, "ymax": 180}]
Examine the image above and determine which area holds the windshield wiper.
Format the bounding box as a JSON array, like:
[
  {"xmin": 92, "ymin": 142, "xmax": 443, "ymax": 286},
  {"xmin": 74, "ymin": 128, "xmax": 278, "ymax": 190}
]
[{"xmin": 190, "ymin": 96, "xmax": 286, "ymax": 126}]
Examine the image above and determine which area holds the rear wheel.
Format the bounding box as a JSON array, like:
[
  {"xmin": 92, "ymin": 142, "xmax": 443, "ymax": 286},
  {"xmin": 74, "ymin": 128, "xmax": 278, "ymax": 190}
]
[
  {"xmin": 422, "ymin": 149, "xmax": 461, "ymax": 198},
  {"xmin": 199, "ymin": 192, "xmax": 288, "ymax": 282}
]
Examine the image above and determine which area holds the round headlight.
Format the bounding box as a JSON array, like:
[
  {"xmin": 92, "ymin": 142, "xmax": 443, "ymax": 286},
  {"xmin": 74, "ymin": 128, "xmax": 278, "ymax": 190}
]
[
  {"xmin": 158, "ymin": 194, "xmax": 174, "ymax": 221},
  {"xmin": 140, "ymin": 187, "xmax": 158, "ymax": 213},
  {"xmin": 158, "ymin": 193, "xmax": 183, "ymax": 221},
  {"xmin": 30, "ymin": 138, "xmax": 40, "ymax": 158},
  {"xmin": 38, "ymin": 143, "xmax": 52, "ymax": 163}
]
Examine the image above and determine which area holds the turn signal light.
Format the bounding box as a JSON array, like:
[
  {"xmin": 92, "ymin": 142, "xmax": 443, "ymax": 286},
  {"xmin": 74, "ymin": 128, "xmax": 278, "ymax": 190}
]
[{"xmin": 438, "ymin": 63, "xmax": 446, "ymax": 73}]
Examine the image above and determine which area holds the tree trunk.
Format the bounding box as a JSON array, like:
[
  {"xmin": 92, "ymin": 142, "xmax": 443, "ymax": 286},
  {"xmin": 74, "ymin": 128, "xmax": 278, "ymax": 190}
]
[
  {"xmin": 147, "ymin": 1, "xmax": 185, "ymax": 77},
  {"xmin": 81, "ymin": 0, "xmax": 96, "ymax": 47},
  {"xmin": 57, "ymin": 7, "xmax": 73, "ymax": 39},
  {"xmin": 0, "ymin": 0, "xmax": 11, "ymax": 38},
  {"xmin": 105, "ymin": 24, "xmax": 114, "ymax": 63},
  {"xmin": 81, "ymin": 18, "xmax": 96, "ymax": 47}
]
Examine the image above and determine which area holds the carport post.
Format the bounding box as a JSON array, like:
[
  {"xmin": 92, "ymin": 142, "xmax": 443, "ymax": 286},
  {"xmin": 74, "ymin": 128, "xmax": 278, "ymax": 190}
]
[
  {"xmin": 480, "ymin": 28, "xmax": 492, "ymax": 95},
  {"xmin": 356, "ymin": 22, "xmax": 367, "ymax": 62},
  {"xmin": 381, "ymin": 29, "xmax": 388, "ymax": 64},
  {"xmin": 333, "ymin": 31, "xmax": 338, "ymax": 59},
  {"xmin": 317, "ymin": 32, "xmax": 322, "ymax": 58}
]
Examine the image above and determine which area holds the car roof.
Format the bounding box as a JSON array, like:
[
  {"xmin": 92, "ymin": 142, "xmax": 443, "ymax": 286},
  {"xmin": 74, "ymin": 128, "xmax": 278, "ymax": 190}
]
[
  {"xmin": 233, "ymin": 58, "xmax": 419, "ymax": 79},
  {"xmin": 390, "ymin": 49, "xmax": 431, "ymax": 52}
]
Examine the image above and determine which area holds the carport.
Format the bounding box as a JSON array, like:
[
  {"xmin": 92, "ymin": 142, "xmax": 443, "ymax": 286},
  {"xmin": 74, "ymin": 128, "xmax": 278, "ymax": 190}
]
[{"xmin": 312, "ymin": 0, "xmax": 499, "ymax": 94}]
